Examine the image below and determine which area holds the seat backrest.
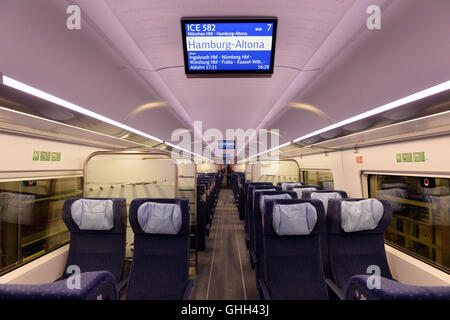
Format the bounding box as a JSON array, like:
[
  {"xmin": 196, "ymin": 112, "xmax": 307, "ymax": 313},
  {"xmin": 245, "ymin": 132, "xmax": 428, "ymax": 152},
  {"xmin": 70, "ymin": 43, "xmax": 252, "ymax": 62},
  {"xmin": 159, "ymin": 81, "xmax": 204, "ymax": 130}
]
[
  {"xmin": 253, "ymin": 191, "xmax": 297, "ymax": 283},
  {"xmin": 327, "ymin": 198, "xmax": 393, "ymax": 292},
  {"xmin": 62, "ymin": 198, "xmax": 127, "ymax": 283},
  {"xmin": 292, "ymin": 185, "xmax": 321, "ymax": 197},
  {"xmin": 300, "ymin": 190, "xmax": 348, "ymax": 278},
  {"xmin": 245, "ymin": 182, "xmax": 273, "ymax": 209},
  {"xmin": 245, "ymin": 184, "xmax": 278, "ymax": 234},
  {"xmin": 126, "ymin": 198, "xmax": 190, "ymax": 300},
  {"xmin": 280, "ymin": 182, "xmax": 304, "ymax": 191},
  {"xmin": 263, "ymin": 199, "xmax": 328, "ymax": 299},
  {"xmin": 302, "ymin": 190, "xmax": 348, "ymax": 214},
  {"xmin": 244, "ymin": 182, "xmax": 277, "ymax": 226},
  {"xmin": 345, "ymin": 275, "xmax": 450, "ymax": 300},
  {"xmin": 425, "ymin": 194, "xmax": 450, "ymax": 226}
]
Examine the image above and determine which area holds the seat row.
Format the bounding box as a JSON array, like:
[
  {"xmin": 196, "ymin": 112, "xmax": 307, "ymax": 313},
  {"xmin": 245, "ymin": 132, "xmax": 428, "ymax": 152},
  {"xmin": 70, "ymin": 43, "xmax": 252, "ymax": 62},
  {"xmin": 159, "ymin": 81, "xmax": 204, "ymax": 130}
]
[
  {"xmin": 231, "ymin": 172, "xmax": 246, "ymax": 219},
  {"xmin": 244, "ymin": 182, "xmax": 450, "ymax": 300},
  {"xmin": 0, "ymin": 197, "xmax": 193, "ymax": 300},
  {"xmin": 196, "ymin": 172, "xmax": 221, "ymax": 250}
]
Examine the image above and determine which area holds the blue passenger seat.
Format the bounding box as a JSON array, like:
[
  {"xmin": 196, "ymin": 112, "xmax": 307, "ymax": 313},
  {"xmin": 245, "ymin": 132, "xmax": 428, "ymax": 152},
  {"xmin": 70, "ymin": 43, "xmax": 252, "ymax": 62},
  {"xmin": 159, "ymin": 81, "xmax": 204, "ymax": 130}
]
[
  {"xmin": 301, "ymin": 190, "xmax": 348, "ymax": 278},
  {"xmin": 62, "ymin": 198, "xmax": 127, "ymax": 287},
  {"xmin": 252, "ymin": 190, "xmax": 297, "ymax": 296},
  {"xmin": 126, "ymin": 198, "xmax": 193, "ymax": 300},
  {"xmin": 259, "ymin": 199, "xmax": 328, "ymax": 300},
  {"xmin": 292, "ymin": 185, "xmax": 321, "ymax": 197},
  {"xmin": 0, "ymin": 271, "xmax": 117, "ymax": 300},
  {"xmin": 246, "ymin": 185, "xmax": 280, "ymax": 249},
  {"xmin": 345, "ymin": 275, "xmax": 450, "ymax": 300},
  {"xmin": 326, "ymin": 198, "xmax": 393, "ymax": 298}
]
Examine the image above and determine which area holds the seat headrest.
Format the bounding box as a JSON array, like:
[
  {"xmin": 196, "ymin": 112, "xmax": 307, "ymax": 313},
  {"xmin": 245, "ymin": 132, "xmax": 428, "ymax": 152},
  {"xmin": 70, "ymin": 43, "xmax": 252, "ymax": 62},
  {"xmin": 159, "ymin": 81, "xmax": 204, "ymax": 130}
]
[
  {"xmin": 341, "ymin": 199, "xmax": 384, "ymax": 232},
  {"xmin": 281, "ymin": 182, "xmax": 303, "ymax": 190},
  {"xmin": 294, "ymin": 187, "xmax": 317, "ymax": 198},
  {"xmin": 137, "ymin": 202, "xmax": 182, "ymax": 235},
  {"xmin": 425, "ymin": 195, "xmax": 450, "ymax": 208},
  {"xmin": 377, "ymin": 188, "xmax": 407, "ymax": 198},
  {"xmin": 260, "ymin": 193, "xmax": 292, "ymax": 213},
  {"xmin": 272, "ymin": 202, "xmax": 317, "ymax": 235},
  {"xmin": 71, "ymin": 199, "xmax": 114, "ymax": 231},
  {"xmin": 311, "ymin": 192, "xmax": 343, "ymax": 215},
  {"xmin": 253, "ymin": 188, "xmax": 276, "ymax": 196}
]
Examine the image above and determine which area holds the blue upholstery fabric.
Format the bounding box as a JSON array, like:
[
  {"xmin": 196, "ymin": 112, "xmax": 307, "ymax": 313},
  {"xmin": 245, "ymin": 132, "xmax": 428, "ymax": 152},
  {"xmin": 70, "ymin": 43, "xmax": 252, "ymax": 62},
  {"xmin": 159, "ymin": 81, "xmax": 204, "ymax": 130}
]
[
  {"xmin": 246, "ymin": 184, "xmax": 279, "ymax": 250},
  {"xmin": 62, "ymin": 198, "xmax": 127, "ymax": 284},
  {"xmin": 126, "ymin": 198, "xmax": 191, "ymax": 300},
  {"xmin": 281, "ymin": 182, "xmax": 303, "ymax": 191},
  {"xmin": 259, "ymin": 193, "xmax": 291, "ymax": 215},
  {"xmin": 327, "ymin": 198, "xmax": 393, "ymax": 292},
  {"xmin": 253, "ymin": 190, "xmax": 297, "ymax": 294},
  {"xmin": 196, "ymin": 184, "xmax": 207, "ymax": 250},
  {"xmin": 137, "ymin": 202, "xmax": 182, "ymax": 234},
  {"xmin": 272, "ymin": 202, "xmax": 317, "ymax": 235},
  {"xmin": 0, "ymin": 271, "xmax": 117, "ymax": 300},
  {"xmin": 309, "ymin": 191, "xmax": 347, "ymax": 215},
  {"xmin": 263, "ymin": 199, "xmax": 328, "ymax": 300},
  {"xmin": 71, "ymin": 199, "xmax": 114, "ymax": 231},
  {"xmin": 341, "ymin": 199, "xmax": 384, "ymax": 232},
  {"xmin": 245, "ymin": 182, "xmax": 274, "ymax": 228},
  {"xmin": 293, "ymin": 186, "xmax": 321, "ymax": 198},
  {"xmin": 301, "ymin": 190, "xmax": 348, "ymax": 279},
  {"xmin": 345, "ymin": 275, "xmax": 450, "ymax": 300}
]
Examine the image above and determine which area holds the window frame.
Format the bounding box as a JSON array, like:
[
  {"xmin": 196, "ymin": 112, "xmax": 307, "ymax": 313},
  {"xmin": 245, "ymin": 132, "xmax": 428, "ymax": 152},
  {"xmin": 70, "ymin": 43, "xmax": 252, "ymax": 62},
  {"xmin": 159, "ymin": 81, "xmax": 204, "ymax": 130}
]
[
  {"xmin": 0, "ymin": 174, "xmax": 83, "ymax": 277},
  {"xmin": 364, "ymin": 171, "xmax": 450, "ymax": 274}
]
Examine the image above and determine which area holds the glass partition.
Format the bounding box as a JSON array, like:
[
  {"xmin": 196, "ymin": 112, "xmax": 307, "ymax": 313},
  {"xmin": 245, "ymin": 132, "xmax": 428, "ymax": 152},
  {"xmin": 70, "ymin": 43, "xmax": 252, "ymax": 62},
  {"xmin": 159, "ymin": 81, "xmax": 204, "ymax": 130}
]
[
  {"xmin": 251, "ymin": 160, "xmax": 299, "ymax": 185},
  {"xmin": 301, "ymin": 169, "xmax": 334, "ymax": 190}
]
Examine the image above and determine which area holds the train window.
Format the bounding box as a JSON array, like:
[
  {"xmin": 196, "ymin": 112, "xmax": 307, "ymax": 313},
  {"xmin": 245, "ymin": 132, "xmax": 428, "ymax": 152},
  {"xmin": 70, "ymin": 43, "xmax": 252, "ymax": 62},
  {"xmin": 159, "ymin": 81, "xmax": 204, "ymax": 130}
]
[
  {"xmin": 301, "ymin": 169, "xmax": 334, "ymax": 190},
  {"xmin": 368, "ymin": 174, "xmax": 450, "ymax": 273},
  {"xmin": 0, "ymin": 176, "xmax": 83, "ymax": 275}
]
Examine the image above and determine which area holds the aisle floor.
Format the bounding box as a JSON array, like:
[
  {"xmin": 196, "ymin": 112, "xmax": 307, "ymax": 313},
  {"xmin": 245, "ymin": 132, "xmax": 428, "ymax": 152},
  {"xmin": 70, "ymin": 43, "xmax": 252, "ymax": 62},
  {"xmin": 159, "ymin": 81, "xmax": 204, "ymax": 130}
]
[{"xmin": 190, "ymin": 189, "xmax": 259, "ymax": 300}]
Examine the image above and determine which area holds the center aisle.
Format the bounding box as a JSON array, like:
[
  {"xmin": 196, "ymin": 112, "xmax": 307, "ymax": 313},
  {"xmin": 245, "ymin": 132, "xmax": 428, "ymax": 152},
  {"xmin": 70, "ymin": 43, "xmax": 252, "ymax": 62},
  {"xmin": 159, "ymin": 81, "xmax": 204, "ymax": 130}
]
[{"xmin": 190, "ymin": 189, "xmax": 259, "ymax": 300}]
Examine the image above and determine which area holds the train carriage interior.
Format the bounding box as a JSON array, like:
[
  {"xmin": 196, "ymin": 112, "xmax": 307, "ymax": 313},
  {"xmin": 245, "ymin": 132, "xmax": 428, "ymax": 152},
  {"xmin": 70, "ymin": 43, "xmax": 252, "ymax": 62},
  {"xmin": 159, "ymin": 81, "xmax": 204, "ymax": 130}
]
[{"xmin": 0, "ymin": 0, "xmax": 449, "ymax": 307}]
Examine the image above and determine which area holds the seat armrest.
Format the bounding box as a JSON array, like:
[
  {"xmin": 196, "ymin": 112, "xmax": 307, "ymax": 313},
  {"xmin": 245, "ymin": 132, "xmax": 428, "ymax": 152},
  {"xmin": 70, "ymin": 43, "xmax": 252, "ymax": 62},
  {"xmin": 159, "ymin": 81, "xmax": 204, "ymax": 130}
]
[
  {"xmin": 183, "ymin": 280, "xmax": 194, "ymax": 300},
  {"xmin": 258, "ymin": 279, "xmax": 271, "ymax": 300},
  {"xmin": 326, "ymin": 278, "xmax": 344, "ymax": 300}
]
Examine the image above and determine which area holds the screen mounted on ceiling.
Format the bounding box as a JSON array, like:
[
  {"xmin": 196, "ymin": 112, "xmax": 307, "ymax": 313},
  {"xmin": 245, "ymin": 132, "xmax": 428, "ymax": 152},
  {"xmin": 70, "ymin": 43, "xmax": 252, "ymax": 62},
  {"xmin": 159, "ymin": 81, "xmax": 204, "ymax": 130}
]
[
  {"xmin": 181, "ymin": 17, "xmax": 277, "ymax": 74},
  {"xmin": 219, "ymin": 140, "xmax": 235, "ymax": 149}
]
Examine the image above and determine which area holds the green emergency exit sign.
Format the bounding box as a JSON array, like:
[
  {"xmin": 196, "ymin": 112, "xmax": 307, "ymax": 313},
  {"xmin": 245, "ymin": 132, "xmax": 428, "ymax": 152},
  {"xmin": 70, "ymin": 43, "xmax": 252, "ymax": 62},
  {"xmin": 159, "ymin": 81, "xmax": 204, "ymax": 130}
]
[
  {"xmin": 51, "ymin": 152, "xmax": 61, "ymax": 161},
  {"xmin": 33, "ymin": 150, "xmax": 61, "ymax": 161},
  {"xmin": 413, "ymin": 152, "xmax": 425, "ymax": 162},
  {"xmin": 396, "ymin": 152, "xmax": 425, "ymax": 163}
]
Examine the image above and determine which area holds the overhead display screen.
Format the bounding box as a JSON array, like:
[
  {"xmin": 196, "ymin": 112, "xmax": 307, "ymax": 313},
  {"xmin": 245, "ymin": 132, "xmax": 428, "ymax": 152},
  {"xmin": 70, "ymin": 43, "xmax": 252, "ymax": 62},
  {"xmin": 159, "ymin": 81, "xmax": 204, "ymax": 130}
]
[
  {"xmin": 181, "ymin": 18, "xmax": 277, "ymax": 74},
  {"xmin": 219, "ymin": 140, "xmax": 235, "ymax": 149}
]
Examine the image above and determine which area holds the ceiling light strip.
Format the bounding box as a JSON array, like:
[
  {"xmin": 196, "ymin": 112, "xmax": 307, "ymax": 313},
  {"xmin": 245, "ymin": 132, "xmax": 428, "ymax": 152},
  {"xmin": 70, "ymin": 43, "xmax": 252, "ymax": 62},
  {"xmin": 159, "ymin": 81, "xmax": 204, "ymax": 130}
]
[
  {"xmin": 293, "ymin": 80, "xmax": 450, "ymax": 143},
  {"xmin": 2, "ymin": 75, "xmax": 163, "ymax": 143}
]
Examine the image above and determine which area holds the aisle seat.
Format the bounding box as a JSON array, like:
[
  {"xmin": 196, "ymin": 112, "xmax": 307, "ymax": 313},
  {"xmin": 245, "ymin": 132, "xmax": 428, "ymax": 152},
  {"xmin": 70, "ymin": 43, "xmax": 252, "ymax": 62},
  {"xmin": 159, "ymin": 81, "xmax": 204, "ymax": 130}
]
[
  {"xmin": 260, "ymin": 199, "xmax": 328, "ymax": 300},
  {"xmin": 126, "ymin": 199, "xmax": 193, "ymax": 300},
  {"xmin": 62, "ymin": 198, "xmax": 127, "ymax": 288},
  {"xmin": 326, "ymin": 198, "xmax": 393, "ymax": 299}
]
